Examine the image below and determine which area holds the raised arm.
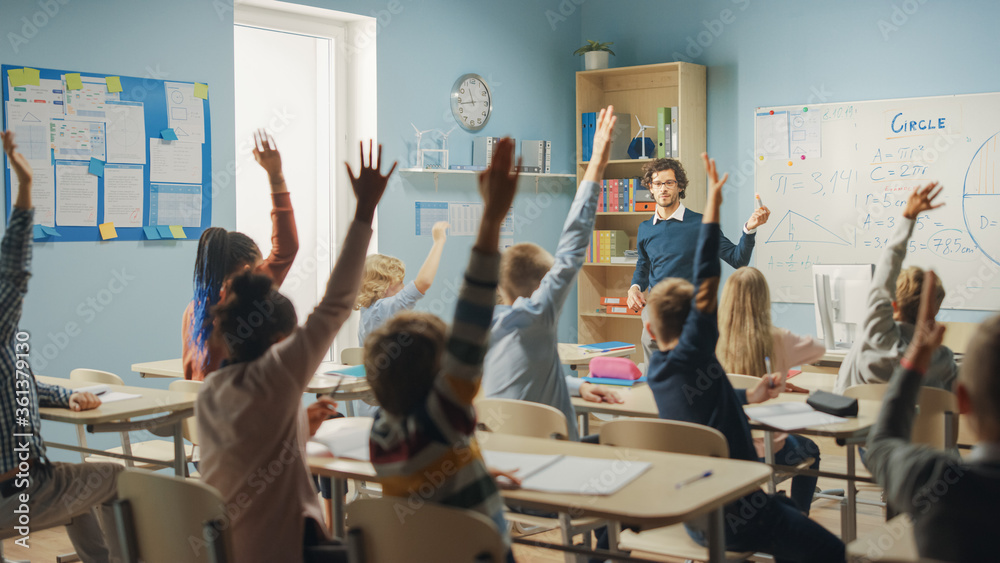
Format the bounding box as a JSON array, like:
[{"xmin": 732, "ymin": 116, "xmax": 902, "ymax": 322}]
[
  {"xmin": 251, "ymin": 130, "xmax": 299, "ymax": 285},
  {"xmin": 0, "ymin": 132, "xmax": 34, "ymax": 345},
  {"xmin": 414, "ymin": 221, "xmax": 448, "ymax": 294},
  {"xmin": 526, "ymin": 106, "xmax": 616, "ymax": 321},
  {"xmin": 269, "ymin": 141, "xmax": 392, "ymax": 387},
  {"xmin": 718, "ymin": 230, "xmax": 756, "ymax": 269},
  {"xmin": 439, "ymin": 138, "xmax": 518, "ymax": 404}
]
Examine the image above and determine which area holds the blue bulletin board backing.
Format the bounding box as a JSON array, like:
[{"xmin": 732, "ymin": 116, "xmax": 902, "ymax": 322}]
[{"xmin": 2, "ymin": 64, "xmax": 211, "ymax": 241}]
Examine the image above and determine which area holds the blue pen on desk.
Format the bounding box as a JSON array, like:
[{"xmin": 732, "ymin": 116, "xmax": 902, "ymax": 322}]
[
  {"xmin": 675, "ymin": 470, "xmax": 713, "ymax": 489},
  {"xmin": 765, "ymin": 356, "xmax": 774, "ymax": 388}
]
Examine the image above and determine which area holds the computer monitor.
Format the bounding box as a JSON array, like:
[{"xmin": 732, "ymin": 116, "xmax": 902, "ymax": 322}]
[{"xmin": 812, "ymin": 264, "xmax": 875, "ymax": 350}]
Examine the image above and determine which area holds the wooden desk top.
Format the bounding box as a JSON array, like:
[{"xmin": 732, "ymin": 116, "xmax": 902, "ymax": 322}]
[
  {"xmin": 131, "ymin": 358, "xmax": 183, "ymax": 378},
  {"xmin": 309, "ymin": 432, "xmax": 771, "ymax": 529},
  {"xmin": 130, "ymin": 358, "xmax": 371, "ymax": 395},
  {"xmin": 558, "ymin": 343, "xmax": 635, "ymax": 366},
  {"xmin": 36, "ymin": 376, "xmax": 196, "ymax": 425}
]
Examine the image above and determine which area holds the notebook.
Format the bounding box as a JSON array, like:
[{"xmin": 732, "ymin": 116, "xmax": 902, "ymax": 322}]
[
  {"xmin": 580, "ymin": 375, "xmax": 647, "ymax": 387},
  {"xmin": 74, "ymin": 384, "xmax": 142, "ymax": 404},
  {"xmin": 744, "ymin": 402, "xmax": 846, "ymax": 431},
  {"xmin": 482, "ymin": 450, "xmax": 651, "ymax": 495}
]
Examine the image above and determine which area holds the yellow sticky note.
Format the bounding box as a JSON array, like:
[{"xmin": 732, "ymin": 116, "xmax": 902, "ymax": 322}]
[
  {"xmin": 7, "ymin": 69, "xmax": 24, "ymax": 87},
  {"xmin": 21, "ymin": 68, "xmax": 39, "ymax": 86},
  {"xmin": 65, "ymin": 73, "xmax": 83, "ymax": 91},
  {"xmin": 99, "ymin": 222, "xmax": 118, "ymax": 240},
  {"xmin": 169, "ymin": 225, "xmax": 187, "ymax": 239},
  {"xmin": 105, "ymin": 76, "xmax": 122, "ymax": 93},
  {"xmin": 193, "ymin": 82, "xmax": 208, "ymax": 99}
]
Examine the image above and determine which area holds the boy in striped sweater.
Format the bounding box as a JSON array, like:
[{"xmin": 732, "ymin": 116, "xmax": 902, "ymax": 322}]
[{"xmin": 365, "ymin": 137, "xmax": 520, "ymax": 544}]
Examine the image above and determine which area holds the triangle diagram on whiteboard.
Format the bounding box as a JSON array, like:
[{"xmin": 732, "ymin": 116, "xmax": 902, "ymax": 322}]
[
  {"xmin": 765, "ymin": 210, "xmax": 852, "ymax": 246},
  {"xmin": 21, "ymin": 112, "xmax": 42, "ymax": 123}
]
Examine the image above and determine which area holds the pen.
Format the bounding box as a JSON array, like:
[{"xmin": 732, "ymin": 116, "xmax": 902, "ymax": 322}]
[
  {"xmin": 326, "ymin": 378, "xmax": 343, "ymax": 398},
  {"xmin": 755, "ymin": 193, "xmax": 764, "ymax": 209},
  {"xmin": 675, "ymin": 470, "xmax": 713, "ymax": 489},
  {"xmin": 765, "ymin": 356, "xmax": 774, "ymax": 388}
]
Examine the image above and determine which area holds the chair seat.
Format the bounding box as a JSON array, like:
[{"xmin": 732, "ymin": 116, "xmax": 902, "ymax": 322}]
[
  {"xmin": 85, "ymin": 440, "xmax": 194, "ymax": 468},
  {"xmin": 618, "ymin": 525, "xmax": 753, "ymax": 562}
]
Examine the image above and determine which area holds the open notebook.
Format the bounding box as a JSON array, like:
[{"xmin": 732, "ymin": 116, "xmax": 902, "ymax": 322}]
[
  {"xmin": 482, "ymin": 450, "xmax": 651, "ymax": 495},
  {"xmin": 73, "ymin": 384, "xmax": 141, "ymax": 404},
  {"xmin": 307, "ymin": 417, "xmax": 374, "ymax": 461},
  {"xmin": 744, "ymin": 402, "xmax": 846, "ymax": 431}
]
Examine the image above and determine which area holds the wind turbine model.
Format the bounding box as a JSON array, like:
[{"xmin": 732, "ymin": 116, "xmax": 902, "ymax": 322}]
[
  {"xmin": 628, "ymin": 115, "xmax": 655, "ymax": 159},
  {"xmin": 423, "ymin": 126, "xmax": 457, "ymax": 170},
  {"xmin": 411, "ymin": 123, "xmax": 434, "ymax": 168}
]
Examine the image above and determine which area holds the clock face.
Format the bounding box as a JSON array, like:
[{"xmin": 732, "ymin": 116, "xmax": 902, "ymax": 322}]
[{"xmin": 451, "ymin": 74, "xmax": 492, "ymax": 132}]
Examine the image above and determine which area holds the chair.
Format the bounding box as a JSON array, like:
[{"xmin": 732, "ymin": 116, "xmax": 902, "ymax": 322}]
[
  {"xmin": 113, "ymin": 469, "xmax": 232, "ymax": 563},
  {"xmin": 337, "ymin": 346, "xmax": 381, "ymax": 504},
  {"xmin": 600, "ymin": 419, "xmax": 754, "ymax": 562},
  {"xmin": 70, "ymin": 369, "xmax": 194, "ymax": 472},
  {"xmin": 340, "ymin": 346, "xmax": 364, "ymax": 366},
  {"xmin": 169, "ymin": 379, "xmax": 203, "ymax": 477},
  {"xmin": 346, "ymin": 498, "xmax": 506, "ymax": 562},
  {"xmin": 843, "ymin": 384, "xmax": 959, "ymax": 449},
  {"xmin": 474, "ymin": 398, "xmax": 602, "ymax": 563}
]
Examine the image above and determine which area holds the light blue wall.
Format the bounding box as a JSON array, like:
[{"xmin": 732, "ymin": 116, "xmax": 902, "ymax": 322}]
[{"xmin": 580, "ymin": 0, "xmax": 1000, "ymax": 335}]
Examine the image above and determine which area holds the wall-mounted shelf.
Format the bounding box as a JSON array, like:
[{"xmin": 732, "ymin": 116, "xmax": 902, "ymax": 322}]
[{"xmin": 399, "ymin": 168, "xmax": 576, "ymax": 192}]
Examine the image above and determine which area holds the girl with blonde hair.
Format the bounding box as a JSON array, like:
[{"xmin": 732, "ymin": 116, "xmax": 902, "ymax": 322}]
[{"xmin": 718, "ymin": 266, "xmax": 826, "ymax": 514}]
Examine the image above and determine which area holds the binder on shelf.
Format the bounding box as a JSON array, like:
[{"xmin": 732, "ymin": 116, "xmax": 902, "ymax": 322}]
[
  {"xmin": 473, "ymin": 136, "xmax": 501, "ymax": 167},
  {"xmin": 599, "ymin": 297, "xmax": 627, "ymax": 306},
  {"xmin": 515, "ymin": 166, "xmax": 542, "ymax": 173},
  {"xmin": 657, "ymin": 107, "xmax": 671, "ymax": 159},
  {"xmin": 449, "ymin": 164, "xmax": 487, "ymax": 171},
  {"xmin": 521, "ymin": 140, "xmax": 546, "ymax": 172},
  {"xmin": 670, "ymin": 106, "xmax": 679, "ymax": 157},
  {"xmin": 606, "ymin": 305, "xmax": 642, "ymax": 316},
  {"xmin": 544, "ymin": 141, "xmax": 552, "ymax": 173},
  {"xmin": 636, "ymin": 201, "xmax": 656, "ymax": 212}
]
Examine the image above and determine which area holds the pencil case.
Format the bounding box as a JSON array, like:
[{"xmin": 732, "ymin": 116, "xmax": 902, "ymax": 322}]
[
  {"xmin": 806, "ymin": 390, "xmax": 858, "ymax": 417},
  {"xmin": 588, "ymin": 357, "xmax": 642, "ymax": 380}
]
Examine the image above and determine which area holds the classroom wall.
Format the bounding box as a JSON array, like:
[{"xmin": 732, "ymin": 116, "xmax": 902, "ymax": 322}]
[
  {"xmin": 0, "ymin": 0, "xmax": 236, "ymax": 458},
  {"xmin": 580, "ymin": 0, "xmax": 1000, "ymax": 334}
]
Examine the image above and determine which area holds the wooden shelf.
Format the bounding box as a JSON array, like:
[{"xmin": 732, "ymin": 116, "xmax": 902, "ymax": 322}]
[
  {"xmin": 577, "ymin": 159, "xmax": 649, "ymax": 167},
  {"xmin": 596, "ymin": 212, "xmax": 648, "ymax": 216},
  {"xmin": 400, "ymin": 168, "xmax": 575, "ymax": 178},
  {"xmin": 583, "ymin": 262, "xmax": 638, "ymax": 267},
  {"xmin": 580, "ymin": 312, "xmax": 643, "ymax": 320}
]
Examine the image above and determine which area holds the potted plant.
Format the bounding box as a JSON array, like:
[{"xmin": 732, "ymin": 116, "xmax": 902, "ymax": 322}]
[{"xmin": 574, "ymin": 40, "xmax": 615, "ymax": 70}]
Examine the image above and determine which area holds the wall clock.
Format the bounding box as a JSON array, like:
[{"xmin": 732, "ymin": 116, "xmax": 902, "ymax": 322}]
[{"xmin": 450, "ymin": 73, "xmax": 492, "ymax": 132}]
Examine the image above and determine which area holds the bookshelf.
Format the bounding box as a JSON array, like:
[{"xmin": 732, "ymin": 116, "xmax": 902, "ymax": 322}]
[{"xmin": 576, "ymin": 62, "xmax": 706, "ymax": 365}]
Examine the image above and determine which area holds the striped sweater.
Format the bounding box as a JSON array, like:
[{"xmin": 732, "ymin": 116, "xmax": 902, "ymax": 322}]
[{"xmin": 369, "ymin": 249, "xmax": 506, "ymax": 540}]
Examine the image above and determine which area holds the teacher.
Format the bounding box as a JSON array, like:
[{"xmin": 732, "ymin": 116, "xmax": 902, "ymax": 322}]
[{"xmin": 627, "ymin": 157, "xmax": 770, "ymax": 362}]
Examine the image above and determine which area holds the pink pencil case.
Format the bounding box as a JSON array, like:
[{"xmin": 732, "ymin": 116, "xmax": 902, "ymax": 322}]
[{"xmin": 588, "ymin": 356, "xmax": 642, "ymax": 380}]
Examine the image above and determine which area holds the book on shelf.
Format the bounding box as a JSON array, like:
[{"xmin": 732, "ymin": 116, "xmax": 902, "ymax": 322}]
[
  {"xmin": 599, "ymin": 178, "xmax": 645, "ymax": 212},
  {"xmin": 578, "ymin": 340, "xmax": 635, "ymax": 353},
  {"xmin": 609, "ymin": 256, "xmax": 638, "ymax": 264},
  {"xmin": 587, "ymin": 229, "xmax": 628, "ymax": 263}
]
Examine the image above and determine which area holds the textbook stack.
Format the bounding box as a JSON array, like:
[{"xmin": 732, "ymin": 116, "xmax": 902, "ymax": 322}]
[
  {"xmin": 586, "ymin": 229, "xmax": 628, "ymax": 263},
  {"xmin": 597, "ymin": 178, "xmax": 655, "ymax": 212}
]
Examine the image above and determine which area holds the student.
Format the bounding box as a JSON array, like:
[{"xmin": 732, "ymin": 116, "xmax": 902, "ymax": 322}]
[
  {"xmin": 365, "ymin": 138, "xmax": 519, "ymax": 551},
  {"xmin": 0, "ymin": 131, "xmax": 123, "ymax": 563},
  {"xmin": 196, "ymin": 141, "xmax": 391, "ymax": 563},
  {"xmin": 183, "ymin": 129, "xmax": 298, "ymax": 381},
  {"xmin": 644, "ymin": 152, "xmax": 844, "ymax": 561},
  {"xmin": 867, "ymin": 270, "xmax": 997, "ymax": 562},
  {"xmin": 483, "ymin": 106, "xmax": 622, "ymax": 442},
  {"xmin": 834, "ymin": 182, "xmax": 956, "ymax": 394},
  {"xmin": 717, "ymin": 266, "xmax": 825, "ymax": 514}
]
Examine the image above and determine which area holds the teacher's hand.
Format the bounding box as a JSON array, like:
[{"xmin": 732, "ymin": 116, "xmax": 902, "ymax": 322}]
[{"xmin": 627, "ymin": 286, "xmax": 646, "ymax": 311}]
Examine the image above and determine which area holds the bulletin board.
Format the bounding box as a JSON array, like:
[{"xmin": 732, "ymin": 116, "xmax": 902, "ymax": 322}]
[{"xmin": 2, "ymin": 64, "xmax": 212, "ymax": 242}]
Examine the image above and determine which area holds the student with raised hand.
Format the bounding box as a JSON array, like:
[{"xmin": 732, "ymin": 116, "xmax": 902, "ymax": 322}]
[
  {"xmin": 483, "ymin": 106, "xmax": 621, "ymax": 442},
  {"xmin": 365, "ymin": 137, "xmax": 520, "ymax": 554},
  {"xmin": 644, "ymin": 153, "xmax": 844, "ymax": 562},
  {"xmin": 0, "ymin": 131, "xmax": 123, "ymax": 563},
  {"xmin": 196, "ymin": 141, "xmax": 392, "ymax": 563},
  {"xmin": 717, "ymin": 266, "xmax": 825, "ymax": 514},
  {"xmin": 834, "ymin": 182, "xmax": 956, "ymax": 394},
  {"xmin": 183, "ymin": 129, "xmax": 299, "ymax": 381},
  {"xmin": 867, "ymin": 270, "xmax": 998, "ymax": 561}
]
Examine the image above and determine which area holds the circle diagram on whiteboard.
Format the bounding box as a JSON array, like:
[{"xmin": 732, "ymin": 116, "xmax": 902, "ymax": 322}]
[{"xmin": 963, "ymin": 132, "xmax": 1000, "ymax": 267}]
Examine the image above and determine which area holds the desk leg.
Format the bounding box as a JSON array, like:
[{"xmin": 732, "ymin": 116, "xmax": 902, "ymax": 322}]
[
  {"xmin": 75, "ymin": 427, "xmax": 88, "ymax": 463},
  {"xmin": 707, "ymin": 505, "xmax": 726, "ymax": 563},
  {"xmin": 332, "ymin": 478, "xmax": 347, "ymax": 540},
  {"xmin": 843, "ymin": 443, "xmax": 857, "ymax": 543},
  {"xmin": 120, "ymin": 431, "xmax": 135, "ymax": 468},
  {"xmin": 173, "ymin": 422, "xmax": 186, "ymax": 476},
  {"xmin": 345, "ymin": 400, "xmax": 356, "ymax": 418},
  {"xmin": 763, "ymin": 429, "xmax": 776, "ymax": 494},
  {"xmin": 579, "ymin": 413, "xmax": 589, "ymax": 436}
]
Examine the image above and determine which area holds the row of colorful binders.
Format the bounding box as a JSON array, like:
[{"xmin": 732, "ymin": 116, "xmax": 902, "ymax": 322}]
[{"xmin": 598, "ymin": 178, "xmax": 655, "ymax": 213}]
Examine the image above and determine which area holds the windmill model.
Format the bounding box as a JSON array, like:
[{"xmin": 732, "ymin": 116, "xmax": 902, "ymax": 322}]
[
  {"xmin": 411, "ymin": 123, "xmax": 434, "ymax": 168},
  {"xmin": 628, "ymin": 115, "xmax": 655, "ymax": 159},
  {"xmin": 422, "ymin": 126, "xmax": 456, "ymax": 170}
]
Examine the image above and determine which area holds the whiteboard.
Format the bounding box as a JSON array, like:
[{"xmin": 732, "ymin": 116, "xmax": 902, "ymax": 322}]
[{"xmin": 754, "ymin": 92, "xmax": 1000, "ymax": 311}]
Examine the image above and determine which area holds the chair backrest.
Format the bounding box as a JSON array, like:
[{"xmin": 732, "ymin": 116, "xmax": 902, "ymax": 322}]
[
  {"xmin": 600, "ymin": 418, "xmax": 730, "ymax": 458},
  {"xmin": 844, "ymin": 384, "xmax": 959, "ymax": 449},
  {"xmin": 341, "ymin": 347, "xmax": 364, "ymax": 366},
  {"xmin": 115, "ymin": 469, "xmax": 232, "ymax": 563},
  {"xmin": 70, "ymin": 368, "xmax": 124, "ymax": 386},
  {"xmin": 169, "ymin": 379, "xmax": 204, "ymax": 445},
  {"xmin": 475, "ymin": 398, "xmax": 569, "ymax": 440},
  {"xmin": 727, "ymin": 373, "xmax": 760, "ymax": 390},
  {"xmin": 346, "ymin": 498, "xmax": 506, "ymax": 563}
]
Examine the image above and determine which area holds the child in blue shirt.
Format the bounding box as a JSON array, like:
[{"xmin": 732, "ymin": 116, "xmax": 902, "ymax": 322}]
[
  {"xmin": 483, "ymin": 106, "xmax": 622, "ymax": 441},
  {"xmin": 643, "ymin": 153, "xmax": 844, "ymax": 562}
]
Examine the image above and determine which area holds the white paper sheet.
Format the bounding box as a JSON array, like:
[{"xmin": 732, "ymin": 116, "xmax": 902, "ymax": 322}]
[
  {"xmin": 448, "ymin": 202, "xmax": 484, "ymax": 236},
  {"xmin": 73, "ymin": 384, "xmax": 141, "ymax": 404},
  {"xmin": 415, "ymin": 201, "xmax": 448, "ymax": 236},
  {"xmin": 481, "ymin": 451, "xmax": 651, "ymax": 495},
  {"xmin": 788, "ymin": 109, "xmax": 822, "ymax": 159},
  {"xmin": 103, "ymin": 164, "xmax": 144, "ymax": 227},
  {"xmin": 5, "ymin": 101, "xmax": 51, "ymax": 161},
  {"xmin": 481, "ymin": 451, "xmax": 565, "ymax": 480},
  {"xmin": 755, "ymin": 110, "xmax": 790, "ymax": 160},
  {"xmin": 744, "ymin": 402, "xmax": 847, "ymax": 431},
  {"xmin": 148, "ymin": 183, "xmax": 202, "ymax": 227},
  {"xmin": 51, "ymin": 119, "xmax": 106, "ymax": 161},
  {"xmin": 307, "ymin": 417, "xmax": 374, "ymax": 461},
  {"xmin": 164, "ymin": 82, "xmax": 205, "ymax": 144},
  {"xmin": 63, "ymin": 75, "xmax": 120, "ymax": 122},
  {"xmin": 55, "ymin": 161, "xmax": 97, "ymax": 226},
  {"xmin": 8, "ymin": 78, "xmax": 66, "ymax": 120},
  {"xmin": 29, "ymin": 162, "xmax": 55, "ymax": 227},
  {"xmin": 105, "ymin": 101, "xmax": 146, "ymax": 164},
  {"xmin": 149, "ymin": 138, "xmax": 201, "ymax": 184}
]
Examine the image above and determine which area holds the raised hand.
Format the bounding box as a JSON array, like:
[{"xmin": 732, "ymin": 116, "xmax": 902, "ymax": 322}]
[
  {"xmin": 252, "ymin": 129, "xmax": 284, "ymax": 184},
  {"xmin": 903, "ymin": 269, "xmax": 946, "ymax": 373},
  {"xmin": 3, "ymin": 131, "xmax": 33, "ymax": 210},
  {"xmin": 701, "ymin": 152, "xmax": 729, "ymax": 224},
  {"xmin": 346, "ymin": 140, "xmax": 397, "ymax": 224},
  {"xmin": 583, "ymin": 105, "xmax": 617, "ymax": 184},
  {"xmin": 746, "ymin": 204, "xmax": 771, "ymax": 230},
  {"xmin": 902, "ymin": 181, "xmax": 944, "ymax": 220},
  {"xmin": 431, "ymin": 221, "xmax": 449, "ymax": 243},
  {"xmin": 478, "ymin": 137, "xmax": 519, "ymax": 224}
]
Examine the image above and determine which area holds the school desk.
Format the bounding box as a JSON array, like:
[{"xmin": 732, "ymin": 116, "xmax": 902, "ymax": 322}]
[
  {"xmin": 132, "ymin": 358, "xmax": 183, "ymax": 378},
  {"xmin": 36, "ymin": 375, "xmax": 196, "ymax": 475},
  {"xmin": 557, "ymin": 342, "xmax": 636, "ymax": 371},
  {"xmin": 308, "ymin": 431, "xmax": 772, "ymax": 563}
]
